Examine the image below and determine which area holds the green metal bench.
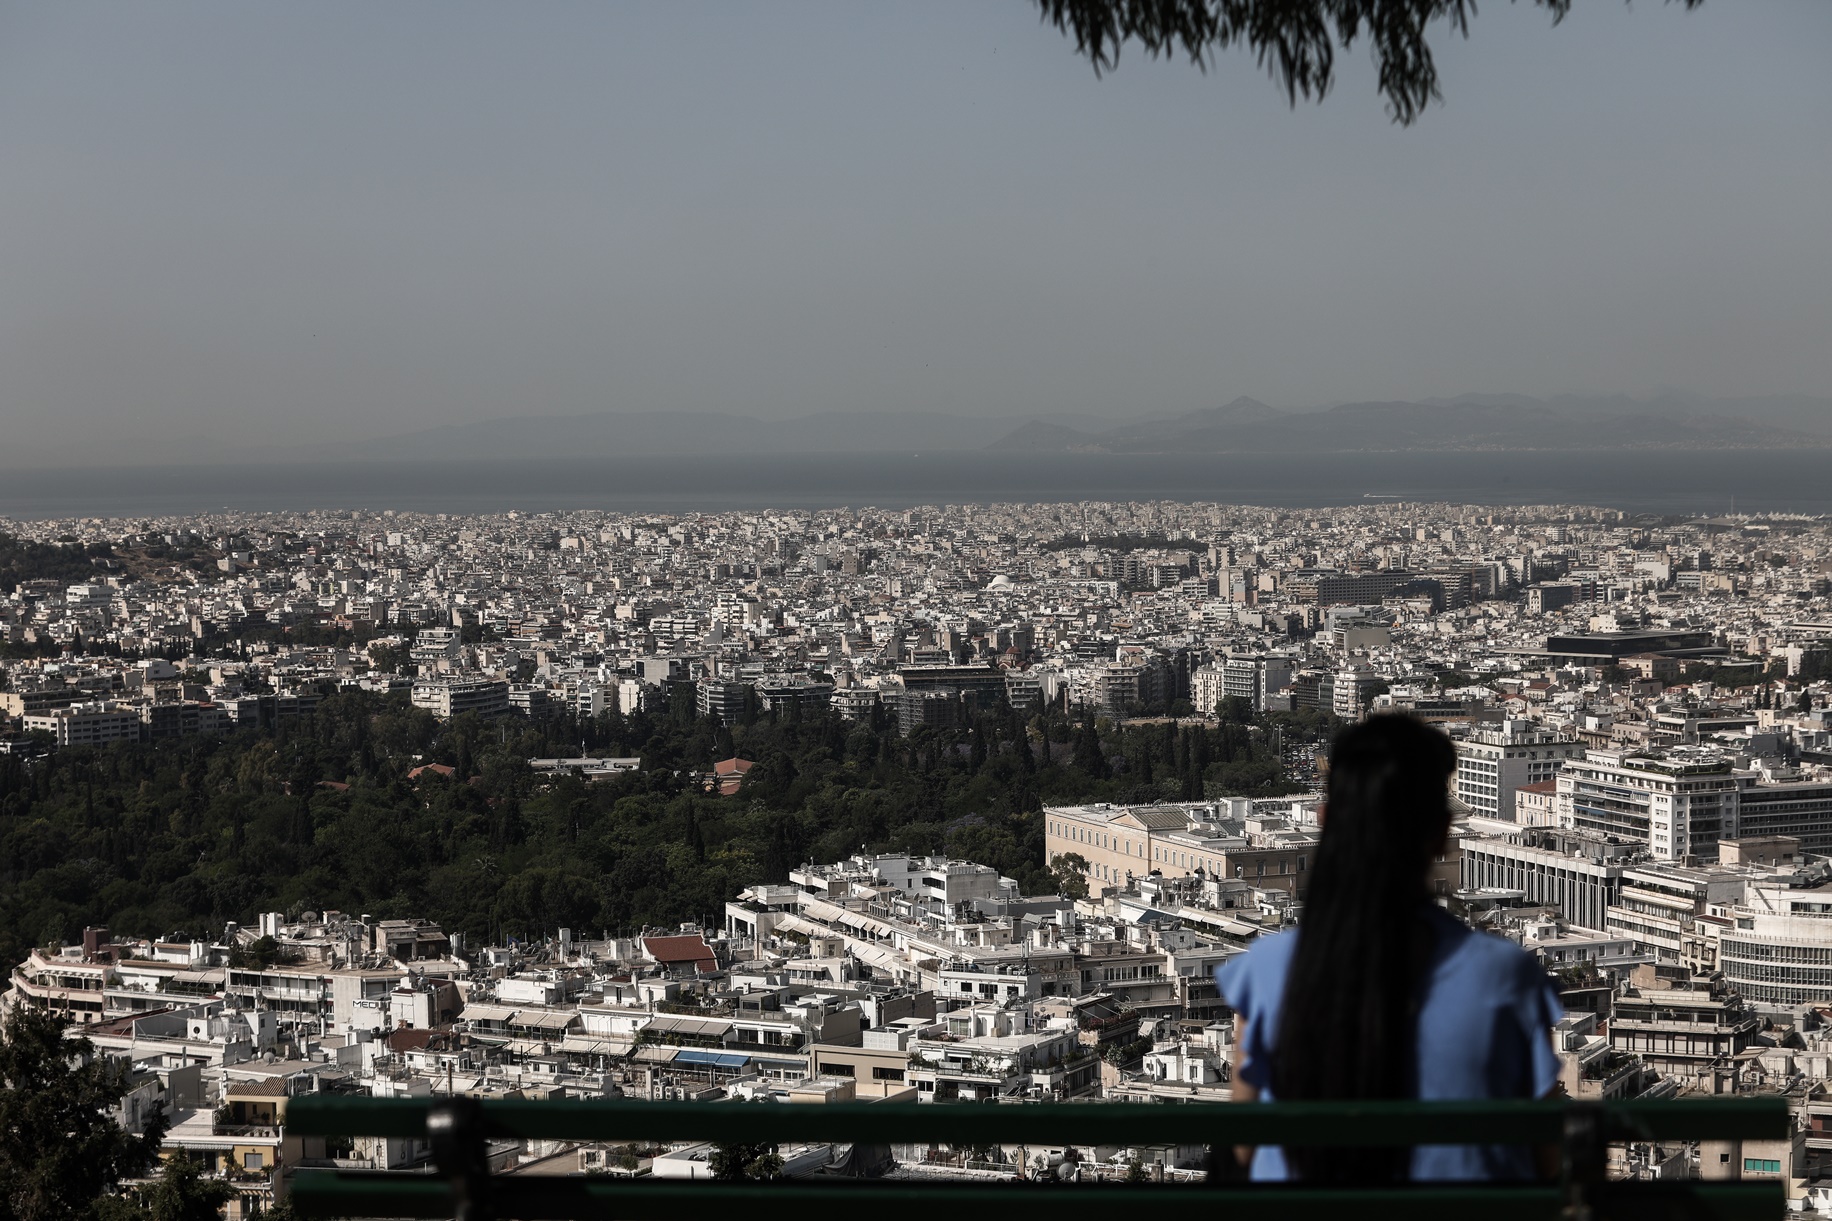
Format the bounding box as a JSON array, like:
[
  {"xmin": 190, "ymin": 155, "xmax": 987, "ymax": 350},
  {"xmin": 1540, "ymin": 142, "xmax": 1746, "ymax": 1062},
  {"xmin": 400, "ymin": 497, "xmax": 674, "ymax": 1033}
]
[{"xmin": 285, "ymin": 1094, "xmax": 1789, "ymax": 1220}]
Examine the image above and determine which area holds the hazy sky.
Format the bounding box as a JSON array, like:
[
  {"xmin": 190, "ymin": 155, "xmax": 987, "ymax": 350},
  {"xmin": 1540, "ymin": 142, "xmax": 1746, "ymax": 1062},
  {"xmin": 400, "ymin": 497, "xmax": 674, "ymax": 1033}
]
[{"xmin": 3, "ymin": 1, "xmax": 1829, "ymax": 460}]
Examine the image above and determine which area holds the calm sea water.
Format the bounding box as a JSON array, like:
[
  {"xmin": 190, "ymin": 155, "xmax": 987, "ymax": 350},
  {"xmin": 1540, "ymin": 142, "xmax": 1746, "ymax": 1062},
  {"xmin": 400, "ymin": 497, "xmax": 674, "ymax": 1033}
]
[{"xmin": 0, "ymin": 450, "xmax": 1824, "ymax": 520}]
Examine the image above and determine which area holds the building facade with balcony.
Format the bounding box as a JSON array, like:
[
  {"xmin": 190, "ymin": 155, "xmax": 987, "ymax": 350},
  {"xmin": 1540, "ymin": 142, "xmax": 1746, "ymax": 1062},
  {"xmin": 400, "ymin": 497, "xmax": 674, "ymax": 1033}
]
[
  {"xmin": 1454, "ymin": 720, "xmax": 1583, "ymax": 822},
  {"xmin": 1608, "ymin": 981, "xmax": 1760, "ymax": 1078}
]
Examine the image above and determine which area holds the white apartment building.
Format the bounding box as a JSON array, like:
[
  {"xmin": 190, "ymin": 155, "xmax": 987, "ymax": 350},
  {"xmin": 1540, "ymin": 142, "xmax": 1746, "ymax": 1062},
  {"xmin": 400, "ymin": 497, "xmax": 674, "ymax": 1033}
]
[
  {"xmin": 788, "ymin": 854, "xmax": 1015, "ymax": 907},
  {"xmin": 1192, "ymin": 655, "xmax": 1296, "ymax": 716},
  {"xmin": 22, "ymin": 701, "xmax": 143, "ymax": 748},
  {"xmin": 1066, "ymin": 663, "xmax": 1146, "ymax": 713},
  {"xmin": 1190, "ymin": 666, "xmax": 1226, "ymax": 717},
  {"xmin": 1558, "ymin": 749, "xmax": 1832, "ymax": 862},
  {"xmin": 1603, "ymin": 863, "xmax": 1744, "ymax": 966},
  {"xmin": 408, "ymin": 677, "xmax": 509, "ymax": 719},
  {"xmin": 1454, "ymin": 720, "xmax": 1583, "ymax": 822},
  {"xmin": 1235, "ymin": 656, "xmax": 1294, "ymax": 712},
  {"xmin": 1559, "ymin": 750, "xmax": 1739, "ymax": 861},
  {"xmin": 1713, "ymin": 881, "xmax": 1832, "ymax": 1009},
  {"xmin": 1331, "ymin": 667, "xmax": 1387, "ymax": 720}
]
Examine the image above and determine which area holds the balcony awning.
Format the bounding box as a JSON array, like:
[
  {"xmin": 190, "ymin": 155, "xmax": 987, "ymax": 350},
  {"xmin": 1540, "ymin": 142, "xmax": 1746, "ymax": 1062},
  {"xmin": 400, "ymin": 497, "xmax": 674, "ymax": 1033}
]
[
  {"xmin": 673, "ymin": 1050, "xmax": 749, "ymax": 1069},
  {"xmin": 558, "ymin": 1036, "xmax": 633, "ymax": 1057},
  {"xmin": 747, "ymin": 1055, "xmax": 809, "ymax": 1073},
  {"xmin": 772, "ymin": 914, "xmax": 904, "ymax": 975},
  {"xmin": 511, "ymin": 1011, "xmax": 578, "ymax": 1032},
  {"xmin": 801, "ymin": 897, "xmax": 898, "ymax": 941},
  {"xmin": 642, "ymin": 1015, "xmax": 732, "ymax": 1040}
]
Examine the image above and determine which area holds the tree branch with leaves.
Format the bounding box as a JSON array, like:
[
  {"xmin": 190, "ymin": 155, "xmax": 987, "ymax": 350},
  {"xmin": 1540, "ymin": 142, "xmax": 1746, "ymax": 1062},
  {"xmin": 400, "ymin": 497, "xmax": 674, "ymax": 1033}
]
[{"xmin": 1033, "ymin": 0, "xmax": 1702, "ymax": 124}]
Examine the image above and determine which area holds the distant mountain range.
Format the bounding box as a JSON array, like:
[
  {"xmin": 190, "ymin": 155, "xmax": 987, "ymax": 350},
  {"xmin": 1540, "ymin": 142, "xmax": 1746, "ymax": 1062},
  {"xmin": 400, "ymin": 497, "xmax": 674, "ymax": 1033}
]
[
  {"xmin": 985, "ymin": 393, "xmax": 1832, "ymax": 453},
  {"xmin": 283, "ymin": 392, "xmax": 1832, "ymax": 462},
  {"xmin": 10, "ymin": 393, "xmax": 1825, "ymax": 469}
]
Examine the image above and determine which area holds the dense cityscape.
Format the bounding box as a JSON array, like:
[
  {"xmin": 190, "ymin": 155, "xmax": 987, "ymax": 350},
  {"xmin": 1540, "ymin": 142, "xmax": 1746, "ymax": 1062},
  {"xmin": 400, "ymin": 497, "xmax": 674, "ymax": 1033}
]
[
  {"xmin": 6, "ymin": 0, "xmax": 1826, "ymax": 1214},
  {"xmin": 2, "ymin": 497, "xmax": 1831, "ymax": 1212}
]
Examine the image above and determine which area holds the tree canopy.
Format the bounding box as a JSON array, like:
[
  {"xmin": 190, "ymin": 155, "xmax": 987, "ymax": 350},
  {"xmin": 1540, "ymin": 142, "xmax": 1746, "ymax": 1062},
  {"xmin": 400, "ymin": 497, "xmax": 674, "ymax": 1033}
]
[
  {"xmin": 709, "ymin": 1143, "xmax": 783, "ymax": 1182},
  {"xmin": 0, "ymin": 688, "xmax": 1321, "ymax": 966},
  {"xmin": 90, "ymin": 1160, "xmax": 233, "ymax": 1221},
  {"xmin": 0, "ymin": 1007, "xmax": 161, "ymax": 1221},
  {"xmin": 1033, "ymin": 0, "xmax": 1703, "ymax": 124}
]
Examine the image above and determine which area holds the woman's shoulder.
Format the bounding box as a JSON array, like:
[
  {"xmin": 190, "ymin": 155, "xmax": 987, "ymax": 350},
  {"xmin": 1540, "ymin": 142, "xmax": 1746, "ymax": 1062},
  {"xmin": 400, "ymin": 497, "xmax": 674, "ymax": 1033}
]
[
  {"xmin": 1215, "ymin": 929, "xmax": 1300, "ymax": 1004},
  {"xmin": 1238, "ymin": 926, "xmax": 1302, "ymax": 968}
]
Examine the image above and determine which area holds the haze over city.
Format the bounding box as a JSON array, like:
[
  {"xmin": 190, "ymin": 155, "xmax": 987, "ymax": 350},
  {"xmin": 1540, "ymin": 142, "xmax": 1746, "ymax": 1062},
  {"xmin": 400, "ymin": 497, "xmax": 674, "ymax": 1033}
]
[{"xmin": 3, "ymin": 1, "xmax": 1830, "ymax": 466}]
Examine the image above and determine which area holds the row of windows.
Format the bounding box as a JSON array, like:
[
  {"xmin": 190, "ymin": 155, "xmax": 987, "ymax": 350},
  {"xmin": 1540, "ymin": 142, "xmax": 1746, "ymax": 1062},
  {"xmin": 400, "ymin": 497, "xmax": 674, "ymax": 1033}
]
[
  {"xmin": 1613, "ymin": 898, "xmax": 1690, "ymax": 922},
  {"xmin": 1732, "ymin": 980, "xmax": 1818, "ymax": 1005},
  {"xmin": 1098, "ymin": 965, "xmax": 1162, "ymax": 981},
  {"xmin": 1572, "ymin": 813, "xmax": 1650, "ymax": 837},
  {"xmin": 1721, "ymin": 959, "xmax": 1832, "ymax": 985},
  {"xmin": 1571, "ymin": 791, "xmax": 1650, "ymax": 815},
  {"xmin": 1614, "ymin": 1033, "xmax": 1733, "ymax": 1055},
  {"xmin": 1606, "ymin": 916, "xmax": 1682, "ymax": 944},
  {"xmin": 1052, "ymin": 823, "xmax": 1115, "ymax": 849},
  {"xmin": 1718, "ymin": 940, "xmax": 1832, "ymax": 965}
]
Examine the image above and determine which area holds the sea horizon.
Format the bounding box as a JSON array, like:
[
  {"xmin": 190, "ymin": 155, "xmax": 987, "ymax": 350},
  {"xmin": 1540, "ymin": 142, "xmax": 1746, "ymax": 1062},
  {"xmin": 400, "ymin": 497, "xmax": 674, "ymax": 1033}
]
[{"xmin": 1, "ymin": 448, "xmax": 1825, "ymax": 521}]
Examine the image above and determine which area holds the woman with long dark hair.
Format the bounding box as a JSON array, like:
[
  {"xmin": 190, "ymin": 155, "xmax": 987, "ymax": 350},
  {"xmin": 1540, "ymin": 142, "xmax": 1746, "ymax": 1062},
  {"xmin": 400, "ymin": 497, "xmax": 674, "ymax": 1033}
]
[{"xmin": 1217, "ymin": 714, "xmax": 1561, "ymax": 1182}]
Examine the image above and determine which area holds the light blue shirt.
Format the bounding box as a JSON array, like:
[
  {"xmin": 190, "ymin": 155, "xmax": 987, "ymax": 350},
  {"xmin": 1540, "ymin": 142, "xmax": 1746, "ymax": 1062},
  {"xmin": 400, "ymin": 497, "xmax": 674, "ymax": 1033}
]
[{"xmin": 1215, "ymin": 905, "xmax": 1563, "ymax": 1181}]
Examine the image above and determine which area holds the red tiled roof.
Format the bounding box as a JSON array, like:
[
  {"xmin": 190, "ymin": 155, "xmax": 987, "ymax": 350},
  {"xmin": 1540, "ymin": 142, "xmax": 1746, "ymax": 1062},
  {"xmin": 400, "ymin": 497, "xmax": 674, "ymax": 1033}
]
[
  {"xmin": 386, "ymin": 1028, "xmax": 437, "ymax": 1052},
  {"xmin": 642, "ymin": 935, "xmax": 716, "ymax": 968}
]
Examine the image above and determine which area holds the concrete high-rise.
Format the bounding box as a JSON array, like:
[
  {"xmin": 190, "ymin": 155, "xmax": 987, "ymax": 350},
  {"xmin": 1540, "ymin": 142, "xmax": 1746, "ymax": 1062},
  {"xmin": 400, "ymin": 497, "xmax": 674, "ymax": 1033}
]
[{"xmin": 1454, "ymin": 721, "xmax": 1583, "ymax": 823}]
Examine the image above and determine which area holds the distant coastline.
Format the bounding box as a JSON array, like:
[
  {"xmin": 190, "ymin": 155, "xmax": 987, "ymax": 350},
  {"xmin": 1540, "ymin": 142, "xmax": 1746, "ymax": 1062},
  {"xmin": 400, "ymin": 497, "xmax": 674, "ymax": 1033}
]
[
  {"xmin": 2, "ymin": 449, "xmax": 1829, "ymax": 521},
  {"xmin": 982, "ymin": 395, "xmax": 1832, "ymax": 455}
]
